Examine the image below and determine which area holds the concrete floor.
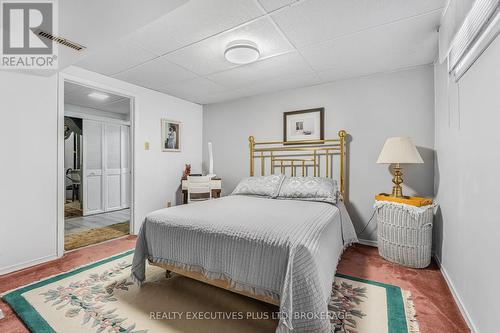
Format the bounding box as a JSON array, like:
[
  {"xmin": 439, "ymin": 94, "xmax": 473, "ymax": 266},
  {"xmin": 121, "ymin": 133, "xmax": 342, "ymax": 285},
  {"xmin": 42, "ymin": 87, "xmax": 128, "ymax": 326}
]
[{"xmin": 64, "ymin": 208, "xmax": 130, "ymax": 235}]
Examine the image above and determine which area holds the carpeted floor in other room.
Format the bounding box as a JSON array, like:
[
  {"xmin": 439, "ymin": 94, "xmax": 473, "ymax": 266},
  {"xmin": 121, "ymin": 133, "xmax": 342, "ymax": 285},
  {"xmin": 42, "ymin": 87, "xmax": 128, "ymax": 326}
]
[{"xmin": 0, "ymin": 238, "xmax": 469, "ymax": 333}]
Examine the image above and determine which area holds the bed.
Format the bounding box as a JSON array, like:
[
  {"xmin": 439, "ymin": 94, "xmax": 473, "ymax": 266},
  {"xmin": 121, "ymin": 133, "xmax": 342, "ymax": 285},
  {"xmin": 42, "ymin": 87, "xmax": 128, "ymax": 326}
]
[{"xmin": 132, "ymin": 130, "xmax": 358, "ymax": 333}]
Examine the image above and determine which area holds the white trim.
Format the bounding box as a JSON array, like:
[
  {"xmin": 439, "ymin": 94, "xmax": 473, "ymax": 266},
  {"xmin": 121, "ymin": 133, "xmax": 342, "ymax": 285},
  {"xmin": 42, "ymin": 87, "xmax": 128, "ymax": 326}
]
[
  {"xmin": 433, "ymin": 255, "xmax": 479, "ymax": 333},
  {"xmin": 0, "ymin": 255, "xmax": 58, "ymax": 276},
  {"xmin": 57, "ymin": 72, "xmax": 137, "ymax": 260},
  {"xmin": 57, "ymin": 75, "xmax": 65, "ymax": 257},
  {"xmin": 441, "ymin": 0, "xmax": 453, "ymax": 20},
  {"xmin": 358, "ymin": 238, "xmax": 378, "ymax": 247}
]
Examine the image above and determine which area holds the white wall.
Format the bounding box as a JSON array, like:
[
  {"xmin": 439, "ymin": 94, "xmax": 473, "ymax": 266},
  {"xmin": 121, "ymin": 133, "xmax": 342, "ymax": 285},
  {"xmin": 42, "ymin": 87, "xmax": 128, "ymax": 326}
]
[
  {"xmin": 434, "ymin": 34, "xmax": 500, "ymax": 332},
  {"xmin": 0, "ymin": 66, "xmax": 203, "ymax": 274},
  {"xmin": 203, "ymin": 65, "xmax": 435, "ymax": 241},
  {"xmin": 0, "ymin": 71, "xmax": 59, "ymax": 274}
]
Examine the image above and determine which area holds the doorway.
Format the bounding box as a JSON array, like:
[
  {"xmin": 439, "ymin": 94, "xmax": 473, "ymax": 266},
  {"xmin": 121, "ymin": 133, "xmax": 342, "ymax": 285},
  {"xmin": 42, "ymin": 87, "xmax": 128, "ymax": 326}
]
[{"xmin": 62, "ymin": 80, "xmax": 133, "ymax": 251}]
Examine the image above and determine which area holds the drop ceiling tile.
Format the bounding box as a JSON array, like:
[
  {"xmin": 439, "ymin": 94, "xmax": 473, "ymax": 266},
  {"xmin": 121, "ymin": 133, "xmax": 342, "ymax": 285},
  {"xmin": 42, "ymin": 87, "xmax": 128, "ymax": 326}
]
[
  {"xmin": 76, "ymin": 37, "xmax": 158, "ymax": 76},
  {"xmin": 158, "ymin": 77, "xmax": 228, "ymax": 103},
  {"xmin": 206, "ymin": 51, "xmax": 313, "ymax": 88},
  {"xmin": 64, "ymin": 82, "xmax": 85, "ymax": 94},
  {"xmin": 112, "ymin": 56, "xmax": 197, "ymax": 90},
  {"xmin": 257, "ymin": 0, "xmax": 299, "ymax": 12},
  {"xmin": 165, "ymin": 17, "xmax": 293, "ymax": 76},
  {"xmin": 300, "ymin": 11, "xmax": 441, "ymax": 76},
  {"xmin": 195, "ymin": 89, "xmax": 254, "ymax": 105},
  {"xmin": 272, "ymin": 0, "xmax": 446, "ymax": 47},
  {"xmin": 128, "ymin": 0, "xmax": 265, "ymax": 56},
  {"xmin": 99, "ymin": 99, "xmax": 131, "ymax": 114},
  {"xmin": 239, "ymin": 72, "xmax": 322, "ymax": 96},
  {"xmin": 65, "ymin": 83, "xmax": 127, "ymax": 111}
]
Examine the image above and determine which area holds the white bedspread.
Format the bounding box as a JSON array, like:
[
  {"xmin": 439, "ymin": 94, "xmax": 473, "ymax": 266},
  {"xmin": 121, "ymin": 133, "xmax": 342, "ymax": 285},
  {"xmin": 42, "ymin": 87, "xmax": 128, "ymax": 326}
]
[{"xmin": 132, "ymin": 195, "xmax": 357, "ymax": 333}]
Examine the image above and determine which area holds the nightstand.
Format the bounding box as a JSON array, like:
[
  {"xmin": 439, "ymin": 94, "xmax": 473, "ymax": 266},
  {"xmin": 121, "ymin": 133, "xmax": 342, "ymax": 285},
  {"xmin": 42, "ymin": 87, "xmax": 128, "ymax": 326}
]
[{"xmin": 375, "ymin": 197, "xmax": 434, "ymax": 268}]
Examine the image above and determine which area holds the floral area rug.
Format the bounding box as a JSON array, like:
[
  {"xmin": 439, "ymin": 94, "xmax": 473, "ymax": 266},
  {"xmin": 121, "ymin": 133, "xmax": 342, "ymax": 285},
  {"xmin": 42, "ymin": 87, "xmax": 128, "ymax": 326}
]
[{"xmin": 2, "ymin": 251, "xmax": 419, "ymax": 333}]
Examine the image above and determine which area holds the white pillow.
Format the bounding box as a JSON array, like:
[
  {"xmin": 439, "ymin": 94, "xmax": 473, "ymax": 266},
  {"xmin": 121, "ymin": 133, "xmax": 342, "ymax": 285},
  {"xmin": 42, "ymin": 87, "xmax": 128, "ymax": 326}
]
[
  {"xmin": 278, "ymin": 176, "xmax": 338, "ymax": 204},
  {"xmin": 231, "ymin": 175, "xmax": 285, "ymax": 198}
]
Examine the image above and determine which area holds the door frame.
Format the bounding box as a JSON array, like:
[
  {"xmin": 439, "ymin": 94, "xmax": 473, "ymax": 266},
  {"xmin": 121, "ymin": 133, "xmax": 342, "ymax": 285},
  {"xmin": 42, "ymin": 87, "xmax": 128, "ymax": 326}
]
[{"xmin": 57, "ymin": 73, "xmax": 136, "ymax": 257}]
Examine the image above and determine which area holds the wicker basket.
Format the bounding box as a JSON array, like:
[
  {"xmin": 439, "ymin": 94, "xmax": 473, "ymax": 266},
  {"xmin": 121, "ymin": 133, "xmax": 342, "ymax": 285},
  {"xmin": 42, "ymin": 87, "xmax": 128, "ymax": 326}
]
[{"xmin": 377, "ymin": 204, "xmax": 433, "ymax": 268}]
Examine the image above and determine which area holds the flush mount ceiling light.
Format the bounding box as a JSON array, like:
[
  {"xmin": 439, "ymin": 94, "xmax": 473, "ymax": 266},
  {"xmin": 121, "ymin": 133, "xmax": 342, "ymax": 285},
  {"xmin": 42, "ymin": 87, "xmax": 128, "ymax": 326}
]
[
  {"xmin": 88, "ymin": 92, "xmax": 110, "ymax": 100},
  {"xmin": 224, "ymin": 40, "xmax": 260, "ymax": 64}
]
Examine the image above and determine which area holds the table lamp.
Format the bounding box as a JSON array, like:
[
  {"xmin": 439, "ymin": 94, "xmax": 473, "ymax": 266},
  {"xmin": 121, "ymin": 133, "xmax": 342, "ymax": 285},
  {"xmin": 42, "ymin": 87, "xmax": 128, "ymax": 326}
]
[{"xmin": 376, "ymin": 137, "xmax": 423, "ymax": 198}]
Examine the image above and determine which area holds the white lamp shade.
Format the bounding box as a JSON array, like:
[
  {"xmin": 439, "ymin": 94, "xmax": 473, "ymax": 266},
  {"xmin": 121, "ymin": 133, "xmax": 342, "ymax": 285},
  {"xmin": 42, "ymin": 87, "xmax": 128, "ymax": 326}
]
[{"xmin": 376, "ymin": 137, "xmax": 424, "ymax": 164}]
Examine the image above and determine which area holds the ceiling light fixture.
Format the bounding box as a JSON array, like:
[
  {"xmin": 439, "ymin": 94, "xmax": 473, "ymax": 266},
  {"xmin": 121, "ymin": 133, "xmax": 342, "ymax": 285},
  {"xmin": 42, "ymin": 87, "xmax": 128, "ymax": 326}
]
[
  {"xmin": 88, "ymin": 92, "xmax": 110, "ymax": 100},
  {"xmin": 224, "ymin": 40, "xmax": 260, "ymax": 64}
]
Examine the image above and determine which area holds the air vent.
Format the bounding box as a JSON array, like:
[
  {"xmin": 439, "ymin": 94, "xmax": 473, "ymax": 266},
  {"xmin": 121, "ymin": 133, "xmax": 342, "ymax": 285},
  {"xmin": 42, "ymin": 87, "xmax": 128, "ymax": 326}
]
[{"xmin": 36, "ymin": 30, "xmax": 86, "ymax": 51}]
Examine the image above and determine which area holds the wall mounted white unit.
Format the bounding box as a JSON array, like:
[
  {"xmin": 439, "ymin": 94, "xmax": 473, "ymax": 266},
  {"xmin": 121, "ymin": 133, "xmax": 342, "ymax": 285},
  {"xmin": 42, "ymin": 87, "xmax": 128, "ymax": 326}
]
[{"xmin": 82, "ymin": 120, "xmax": 130, "ymax": 216}]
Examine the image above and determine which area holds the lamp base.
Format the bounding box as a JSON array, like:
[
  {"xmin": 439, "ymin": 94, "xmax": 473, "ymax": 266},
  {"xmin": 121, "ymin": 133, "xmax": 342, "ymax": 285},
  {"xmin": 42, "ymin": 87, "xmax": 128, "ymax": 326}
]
[{"xmin": 391, "ymin": 164, "xmax": 404, "ymax": 198}]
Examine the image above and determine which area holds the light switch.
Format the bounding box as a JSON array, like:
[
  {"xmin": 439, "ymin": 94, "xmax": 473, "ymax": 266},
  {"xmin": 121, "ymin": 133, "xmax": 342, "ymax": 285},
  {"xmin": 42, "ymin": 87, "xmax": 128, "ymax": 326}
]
[{"xmin": 144, "ymin": 142, "xmax": 150, "ymax": 150}]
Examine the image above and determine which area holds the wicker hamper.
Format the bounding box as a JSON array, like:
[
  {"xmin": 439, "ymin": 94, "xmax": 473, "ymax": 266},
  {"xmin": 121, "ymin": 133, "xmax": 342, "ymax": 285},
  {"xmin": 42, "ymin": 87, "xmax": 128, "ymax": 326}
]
[{"xmin": 377, "ymin": 203, "xmax": 434, "ymax": 268}]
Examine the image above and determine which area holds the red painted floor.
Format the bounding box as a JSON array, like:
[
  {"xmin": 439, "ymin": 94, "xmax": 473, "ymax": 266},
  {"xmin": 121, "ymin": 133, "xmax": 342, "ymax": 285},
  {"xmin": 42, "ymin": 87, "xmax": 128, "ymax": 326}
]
[
  {"xmin": 337, "ymin": 245, "xmax": 470, "ymax": 333},
  {"xmin": 0, "ymin": 237, "xmax": 469, "ymax": 333}
]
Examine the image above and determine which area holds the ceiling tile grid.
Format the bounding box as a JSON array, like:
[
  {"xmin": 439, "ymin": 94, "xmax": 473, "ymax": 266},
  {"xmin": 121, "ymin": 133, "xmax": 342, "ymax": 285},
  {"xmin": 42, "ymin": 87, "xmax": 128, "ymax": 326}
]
[
  {"xmin": 299, "ymin": 11, "xmax": 442, "ymax": 72},
  {"xmin": 74, "ymin": 0, "xmax": 446, "ymax": 104},
  {"xmin": 112, "ymin": 56, "xmax": 198, "ymax": 89},
  {"xmin": 158, "ymin": 77, "xmax": 229, "ymax": 103},
  {"xmin": 239, "ymin": 71, "xmax": 322, "ymax": 97},
  {"xmin": 271, "ymin": 0, "xmax": 446, "ymax": 47},
  {"xmin": 76, "ymin": 36, "xmax": 159, "ymax": 76},
  {"xmin": 165, "ymin": 16, "xmax": 294, "ymax": 76},
  {"xmin": 206, "ymin": 51, "xmax": 314, "ymax": 88},
  {"xmin": 257, "ymin": 0, "xmax": 300, "ymax": 13},
  {"xmin": 127, "ymin": 0, "xmax": 265, "ymax": 56}
]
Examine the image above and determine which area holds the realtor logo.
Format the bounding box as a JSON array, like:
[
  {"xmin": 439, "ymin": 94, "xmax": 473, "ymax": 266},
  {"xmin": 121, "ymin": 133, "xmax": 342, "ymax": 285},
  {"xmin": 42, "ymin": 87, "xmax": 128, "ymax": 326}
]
[{"xmin": 1, "ymin": 0, "xmax": 57, "ymax": 69}]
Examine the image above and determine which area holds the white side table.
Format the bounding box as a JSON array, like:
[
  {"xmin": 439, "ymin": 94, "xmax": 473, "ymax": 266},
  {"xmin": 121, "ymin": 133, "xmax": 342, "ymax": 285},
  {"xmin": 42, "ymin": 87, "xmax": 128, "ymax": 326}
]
[{"xmin": 376, "ymin": 201, "xmax": 434, "ymax": 268}]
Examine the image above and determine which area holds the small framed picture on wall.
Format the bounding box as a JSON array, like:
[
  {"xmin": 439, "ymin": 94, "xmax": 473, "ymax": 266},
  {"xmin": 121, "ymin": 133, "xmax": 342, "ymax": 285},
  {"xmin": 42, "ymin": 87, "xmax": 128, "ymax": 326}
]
[
  {"xmin": 283, "ymin": 107, "xmax": 324, "ymax": 144},
  {"xmin": 161, "ymin": 119, "xmax": 181, "ymax": 152}
]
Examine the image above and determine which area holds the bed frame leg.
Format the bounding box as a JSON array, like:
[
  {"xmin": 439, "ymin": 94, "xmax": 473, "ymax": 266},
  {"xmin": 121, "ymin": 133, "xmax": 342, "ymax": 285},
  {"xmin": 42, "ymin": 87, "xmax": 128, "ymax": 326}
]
[{"xmin": 165, "ymin": 270, "xmax": 172, "ymax": 279}]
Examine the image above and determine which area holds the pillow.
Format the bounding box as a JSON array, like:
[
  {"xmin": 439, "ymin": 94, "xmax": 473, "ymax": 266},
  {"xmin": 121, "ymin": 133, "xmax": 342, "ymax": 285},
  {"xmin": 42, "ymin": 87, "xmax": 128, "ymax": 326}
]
[
  {"xmin": 278, "ymin": 176, "xmax": 338, "ymax": 204},
  {"xmin": 231, "ymin": 175, "xmax": 285, "ymax": 198}
]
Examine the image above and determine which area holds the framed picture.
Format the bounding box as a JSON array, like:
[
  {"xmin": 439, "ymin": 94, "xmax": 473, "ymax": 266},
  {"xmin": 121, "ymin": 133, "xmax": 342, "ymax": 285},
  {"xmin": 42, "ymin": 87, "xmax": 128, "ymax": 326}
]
[
  {"xmin": 283, "ymin": 107, "xmax": 324, "ymax": 144},
  {"xmin": 161, "ymin": 119, "xmax": 181, "ymax": 152}
]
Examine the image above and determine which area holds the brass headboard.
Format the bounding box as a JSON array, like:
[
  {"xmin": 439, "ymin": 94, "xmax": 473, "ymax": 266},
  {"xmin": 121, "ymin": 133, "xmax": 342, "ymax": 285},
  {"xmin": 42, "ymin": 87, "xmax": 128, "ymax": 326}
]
[{"xmin": 249, "ymin": 130, "xmax": 348, "ymax": 199}]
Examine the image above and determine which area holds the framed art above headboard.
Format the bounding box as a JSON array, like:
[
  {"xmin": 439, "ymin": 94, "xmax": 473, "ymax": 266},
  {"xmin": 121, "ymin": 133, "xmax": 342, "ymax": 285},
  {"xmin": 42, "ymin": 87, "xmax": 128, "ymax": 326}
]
[{"xmin": 283, "ymin": 107, "xmax": 324, "ymax": 144}]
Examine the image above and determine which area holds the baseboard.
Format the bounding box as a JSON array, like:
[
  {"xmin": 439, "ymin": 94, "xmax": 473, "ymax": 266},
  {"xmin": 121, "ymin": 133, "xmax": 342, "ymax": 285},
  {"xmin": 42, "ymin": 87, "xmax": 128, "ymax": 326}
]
[
  {"xmin": 433, "ymin": 255, "xmax": 478, "ymax": 333},
  {"xmin": 0, "ymin": 254, "xmax": 58, "ymax": 276},
  {"xmin": 358, "ymin": 238, "xmax": 378, "ymax": 247}
]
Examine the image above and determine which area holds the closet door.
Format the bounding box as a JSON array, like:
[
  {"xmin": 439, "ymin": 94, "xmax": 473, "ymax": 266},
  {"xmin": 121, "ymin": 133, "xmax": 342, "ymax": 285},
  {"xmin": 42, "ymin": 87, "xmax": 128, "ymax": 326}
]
[
  {"xmin": 120, "ymin": 125, "xmax": 131, "ymax": 208},
  {"xmin": 82, "ymin": 120, "xmax": 104, "ymax": 215},
  {"xmin": 104, "ymin": 124, "xmax": 122, "ymax": 211}
]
